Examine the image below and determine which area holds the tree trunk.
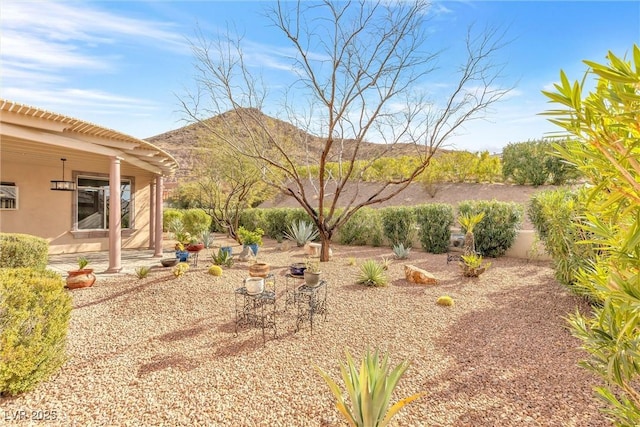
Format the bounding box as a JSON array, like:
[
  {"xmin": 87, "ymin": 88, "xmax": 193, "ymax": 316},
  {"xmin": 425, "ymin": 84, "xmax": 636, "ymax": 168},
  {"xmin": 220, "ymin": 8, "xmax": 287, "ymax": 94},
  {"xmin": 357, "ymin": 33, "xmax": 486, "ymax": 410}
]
[{"xmin": 319, "ymin": 228, "xmax": 332, "ymax": 262}]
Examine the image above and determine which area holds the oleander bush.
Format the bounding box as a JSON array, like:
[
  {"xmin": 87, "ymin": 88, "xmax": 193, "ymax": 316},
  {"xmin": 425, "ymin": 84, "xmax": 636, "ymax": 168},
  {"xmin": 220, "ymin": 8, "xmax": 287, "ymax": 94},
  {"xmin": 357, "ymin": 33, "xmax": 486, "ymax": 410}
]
[
  {"xmin": 528, "ymin": 188, "xmax": 598, "ymax": 288},
  {"xmin": 0, "ymin": 233, "xmax": 48, "ymax": 270},
  {"xmin": 380, "ymin": 207, "xmax": 416, "ymax": 248},
  {"xmin": 457, "ymin": 200, "xmax": 522, "ymax": 257},
  {"xmin": 0, "ymin": 268, "xmax": 72, "ymax": 396},
  {"xmin": 337, "ymin": 207, "xmax": 383, "ymax": 246},
  {"xmin": 414, "ymin": 204, "xmax": 454, "ymax": 254}
]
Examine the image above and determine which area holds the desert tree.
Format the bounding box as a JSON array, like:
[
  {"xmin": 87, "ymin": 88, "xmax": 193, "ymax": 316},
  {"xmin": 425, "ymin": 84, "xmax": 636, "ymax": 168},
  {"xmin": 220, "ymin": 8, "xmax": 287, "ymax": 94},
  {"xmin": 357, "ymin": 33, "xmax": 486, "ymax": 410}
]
[
  {"xmin": 181, "ymin": 0, "xmax": 511, "ymax": 261},
  {"xmin": 191, "ymin": 138, "xmax": 274, "ymax": 241}
]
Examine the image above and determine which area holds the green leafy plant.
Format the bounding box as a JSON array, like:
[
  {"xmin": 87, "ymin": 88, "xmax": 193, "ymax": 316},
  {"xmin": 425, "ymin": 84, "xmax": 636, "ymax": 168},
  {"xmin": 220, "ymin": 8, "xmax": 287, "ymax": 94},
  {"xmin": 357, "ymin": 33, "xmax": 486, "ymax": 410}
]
[
  {"xmin": 316, "ymin": 348, "xmax": 424, "ymax": 427},
  {"xmin": 305, "ymin": 258, "xmax": 321, "ymax": 274},
  {"xmin": 168, "ymin": 217, "xmax": 191, "ymax": 243},
  {"xmin": 357, "ymin": 260, "xmax": 388, "ymax": 287},
  {"xmin": 237, "ymin": 226, "xmax": 264, "ymax": 246},
  {"xmin": 284, "ymin": 220, "xmax": 319, "ymax": 247},
  {"xmin": 1, "ymin": 268, "xmax": 71, "ymax": 395},
  {"xmin": 135, "ymin": 266, "xmax": 151, "ymax": 279},
  {"xmin": 208, "ymin": 265, "xmax": 223, "ymax": 276},
  {"xmin": 347, "ymin": 257, "xmax": 357, "ymax": 266},
  {"xmin": 436, "ymin": 296, "xmax": 454, "ymax": 307},
  {"xmin": 211, "ymin": 249, "xmax": 234, "ymax": 267},
  {"xmin": 392, "ymin": 243, "xmax": 411, "ymax": 260},
  {"xmin": 77, "ymin": 256, "xmax": 90, "ymax": 270}
]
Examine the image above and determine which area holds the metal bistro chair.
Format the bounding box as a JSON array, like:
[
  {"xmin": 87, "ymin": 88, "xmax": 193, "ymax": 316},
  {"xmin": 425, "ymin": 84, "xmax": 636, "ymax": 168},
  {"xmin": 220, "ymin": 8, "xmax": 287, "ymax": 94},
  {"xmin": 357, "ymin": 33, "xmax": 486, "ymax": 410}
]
[{"xmin": 234, "ymin": 274, "xmax": 277, "ymax": 344}]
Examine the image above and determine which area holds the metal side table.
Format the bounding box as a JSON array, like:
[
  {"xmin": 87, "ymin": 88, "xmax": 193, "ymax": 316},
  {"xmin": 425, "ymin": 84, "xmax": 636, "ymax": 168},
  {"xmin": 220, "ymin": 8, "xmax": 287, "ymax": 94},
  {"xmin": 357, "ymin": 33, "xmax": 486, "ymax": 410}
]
[
  {"xmin": 295, "ymin": 280, "xmax": 328, "ymax": 333},
  {"xmin": 234, "ymin": 274, "xmax": 277, "ymax": 343}
]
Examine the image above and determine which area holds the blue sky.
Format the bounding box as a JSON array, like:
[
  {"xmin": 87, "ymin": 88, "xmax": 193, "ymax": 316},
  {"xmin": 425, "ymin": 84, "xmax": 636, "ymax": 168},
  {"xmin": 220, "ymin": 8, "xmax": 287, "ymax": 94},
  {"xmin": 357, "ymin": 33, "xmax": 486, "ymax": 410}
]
[{"xmin": 1, "ymin": 1, "xmax": 638, "ymax": 153}]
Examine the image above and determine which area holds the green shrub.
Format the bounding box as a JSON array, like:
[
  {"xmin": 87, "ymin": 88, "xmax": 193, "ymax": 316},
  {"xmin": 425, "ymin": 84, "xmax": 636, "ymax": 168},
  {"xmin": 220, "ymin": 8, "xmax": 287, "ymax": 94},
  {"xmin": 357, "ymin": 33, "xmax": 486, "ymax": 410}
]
[
  {"xmin": 0, "ymin": 233, "xmax": 48, "ymax": 270},
  {"xmin": 457, "ymin": 200, "xmax": 522, "ymax": 257},
  {"xmin": 528, "ymin": 188, "xmax": 597, "ymax": 288},
  {"xmin": 0, "ymin": 268, "xmax": 71, "ymax": 396},
  {"xmin": 414, "ymin": 204, "xmax": 454, "ymax": 254},
  {"xmin": 501, "ymin": 140, "xmax": 550, "ymax": 186},
  {"xmin": 182, "ymin": 209, "xmax": 212, "ymax": 238},
  {"xmin": 380, "ymin": 207, "xmax": 416, "ymax": 248},
  {"xmin": 338, "ymin": 207, "xmax": 383, "ymax": 247},
  {"xmin": 163, "ymin": 208, "xmax": 184, "ymax": 232}
]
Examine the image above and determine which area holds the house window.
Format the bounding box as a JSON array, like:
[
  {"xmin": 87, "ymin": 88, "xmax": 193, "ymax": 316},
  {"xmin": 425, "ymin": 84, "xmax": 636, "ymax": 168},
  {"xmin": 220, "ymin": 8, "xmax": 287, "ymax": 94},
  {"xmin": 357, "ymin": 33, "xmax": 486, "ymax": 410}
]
[
  {"xmin": 76, "ymin": 177, "xmax": 131, "ymax": 230},
  {"xmin": 0, "ymin": 183, "xmax": 18, "ymax": 210}
]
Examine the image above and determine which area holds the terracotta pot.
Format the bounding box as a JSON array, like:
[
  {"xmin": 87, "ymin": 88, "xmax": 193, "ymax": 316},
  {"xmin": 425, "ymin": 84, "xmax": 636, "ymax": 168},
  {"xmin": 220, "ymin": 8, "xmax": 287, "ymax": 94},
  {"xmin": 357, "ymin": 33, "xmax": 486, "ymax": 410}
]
[
  {"xmin": 249, "ymin": 262, "xmax": 270, "ymax": 278},
  {"xmin": 186, "ymin": 243, "xmax": 205, "ymax": 252},
  {"xmin": 66, "ymin": 269, "xmax": 96, "ymax": 289}
]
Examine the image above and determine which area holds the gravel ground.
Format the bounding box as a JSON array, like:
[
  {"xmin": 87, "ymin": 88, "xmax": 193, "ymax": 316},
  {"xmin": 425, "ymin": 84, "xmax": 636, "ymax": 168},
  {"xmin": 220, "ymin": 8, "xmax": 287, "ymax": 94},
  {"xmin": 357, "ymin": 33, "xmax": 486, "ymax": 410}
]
[{"xmin": 3, "ymin": 241, "xmax": 608, "ymax": 426}]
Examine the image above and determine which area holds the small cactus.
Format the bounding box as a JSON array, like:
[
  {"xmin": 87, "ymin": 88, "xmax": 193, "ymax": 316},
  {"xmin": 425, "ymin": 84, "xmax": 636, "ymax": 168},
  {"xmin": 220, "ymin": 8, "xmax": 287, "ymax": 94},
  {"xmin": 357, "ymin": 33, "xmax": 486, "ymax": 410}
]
[
  {"xmin": 208, "ymin": 265, "xmax": 223, "ymax": 276},
  {"xmin": 437, "ymin": 295, "xmax": 454, "ymax": 307},
  {"xmin": 173, "ymin": 262, "xmax": 189, "ymax": 278}
]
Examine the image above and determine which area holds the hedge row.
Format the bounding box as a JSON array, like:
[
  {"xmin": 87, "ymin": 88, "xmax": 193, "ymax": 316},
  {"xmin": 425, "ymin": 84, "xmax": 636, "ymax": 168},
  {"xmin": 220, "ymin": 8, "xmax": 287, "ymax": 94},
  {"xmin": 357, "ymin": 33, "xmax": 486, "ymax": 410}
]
[{"xmin": 236, "ymin": 200, "xmax": 522, "ymax": 256}]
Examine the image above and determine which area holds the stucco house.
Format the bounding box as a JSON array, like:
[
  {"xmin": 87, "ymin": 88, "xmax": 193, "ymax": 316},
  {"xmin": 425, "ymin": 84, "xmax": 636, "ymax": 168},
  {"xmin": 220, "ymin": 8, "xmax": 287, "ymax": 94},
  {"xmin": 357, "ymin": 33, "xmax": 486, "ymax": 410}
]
[{"xmin": 0, "ymin": 99, "xmax": 179, "ymax": 272}]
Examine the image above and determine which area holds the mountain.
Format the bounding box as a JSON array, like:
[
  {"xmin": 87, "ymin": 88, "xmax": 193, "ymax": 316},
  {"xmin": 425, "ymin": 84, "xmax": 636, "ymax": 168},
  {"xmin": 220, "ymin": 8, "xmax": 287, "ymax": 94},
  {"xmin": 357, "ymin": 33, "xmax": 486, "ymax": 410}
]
[{"xmin": 145, "ymin": 108, "xmax": 438, "ymax": 182}]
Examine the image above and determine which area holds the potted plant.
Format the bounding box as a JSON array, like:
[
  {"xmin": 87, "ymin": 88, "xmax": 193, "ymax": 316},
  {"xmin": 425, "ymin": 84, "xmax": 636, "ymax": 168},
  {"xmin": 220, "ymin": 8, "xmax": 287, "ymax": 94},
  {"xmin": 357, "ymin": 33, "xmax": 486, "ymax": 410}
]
[
  {"xmin": 66, "ymin": 256, "xmax": 96, "ymax": 289},
  {"xmin": 304, "ymin": 258, "xmax": 321, "ymax": 286},
  {"xmin": 237, "ymin": 226, "xmax": 264, "ymax": 256},
  {"xmin": 174, "ymin": 243, "xmax": 190, "ymax": 262}
]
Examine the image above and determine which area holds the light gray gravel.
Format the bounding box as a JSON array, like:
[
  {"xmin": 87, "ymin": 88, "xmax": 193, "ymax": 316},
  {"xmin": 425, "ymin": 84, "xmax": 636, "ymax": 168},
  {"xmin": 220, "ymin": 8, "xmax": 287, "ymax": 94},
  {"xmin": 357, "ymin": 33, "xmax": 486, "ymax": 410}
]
[{"xmin": 3, "ymin": 242, "xmax": 608, "ymax": 426}]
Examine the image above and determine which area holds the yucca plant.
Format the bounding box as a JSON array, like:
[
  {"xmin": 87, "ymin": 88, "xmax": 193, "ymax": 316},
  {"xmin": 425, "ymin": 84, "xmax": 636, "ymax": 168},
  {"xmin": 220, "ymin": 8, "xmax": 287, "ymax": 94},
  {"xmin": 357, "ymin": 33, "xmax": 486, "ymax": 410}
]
[
  {"xmin": 357, "ymin": 260, "xmax": 388, "ymax": 287},
  {"xmin": 460, "ymin": 253, "xmax": 491, "ymax": 277},
  {"xmin": 284, "ymin": 220, "xmax": 319, "ymax": 247},
  {"xmin": 457, "ymin": 212, "xmax": 485, "ymax": 255},
  {"xmin": 316, "ymin": 348, "xmax": 424, "ymax": 427},
  {"xmin": 392, "ymin": 243, "xmax": 411, "ymax": 260}
]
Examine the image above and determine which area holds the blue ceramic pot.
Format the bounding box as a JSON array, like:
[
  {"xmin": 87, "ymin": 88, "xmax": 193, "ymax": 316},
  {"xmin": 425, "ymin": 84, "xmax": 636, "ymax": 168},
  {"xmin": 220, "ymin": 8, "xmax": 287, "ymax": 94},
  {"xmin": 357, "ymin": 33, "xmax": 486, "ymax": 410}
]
[
  {"xmin": 245, "ymin": 244, "xmax": 259, "ymax": 256},
  {"xmin": 220, "ymin": 246, "xmax": 233, "ymax": 257},
  {"xmin": 175, "ymin": 250, "xmax": 189, "ymax": 262}
]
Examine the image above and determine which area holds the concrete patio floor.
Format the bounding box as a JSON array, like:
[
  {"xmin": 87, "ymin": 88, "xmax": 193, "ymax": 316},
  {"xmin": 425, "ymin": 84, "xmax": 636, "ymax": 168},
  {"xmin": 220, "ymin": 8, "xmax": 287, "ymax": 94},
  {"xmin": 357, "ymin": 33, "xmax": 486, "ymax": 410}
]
[{"xmin": 46, "ymin": 249, "xmax": 175, "ymax": 277}]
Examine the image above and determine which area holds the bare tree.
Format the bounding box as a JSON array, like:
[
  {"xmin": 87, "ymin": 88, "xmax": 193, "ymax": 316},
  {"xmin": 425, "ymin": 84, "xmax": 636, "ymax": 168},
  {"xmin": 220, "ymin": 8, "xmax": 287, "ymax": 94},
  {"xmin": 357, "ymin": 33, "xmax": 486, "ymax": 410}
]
[{"xmin": 181, "ymin": 0, "xmax": 511, "ymax": 261}]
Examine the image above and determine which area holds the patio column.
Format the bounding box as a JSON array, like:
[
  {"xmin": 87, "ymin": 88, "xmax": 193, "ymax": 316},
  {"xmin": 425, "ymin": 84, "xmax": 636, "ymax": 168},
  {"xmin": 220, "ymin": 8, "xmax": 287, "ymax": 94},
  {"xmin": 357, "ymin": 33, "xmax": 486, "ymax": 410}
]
[
  {"xmin": 149, "ymin": 180, "xmax": 155, "ymax": 249},
  {"xmin": 107, "ymin": 156, "xmax": 122, "ymax": 273},
  {"xmin": 153, "ymin": 175, "xmax": 164, "ymax": 257}
]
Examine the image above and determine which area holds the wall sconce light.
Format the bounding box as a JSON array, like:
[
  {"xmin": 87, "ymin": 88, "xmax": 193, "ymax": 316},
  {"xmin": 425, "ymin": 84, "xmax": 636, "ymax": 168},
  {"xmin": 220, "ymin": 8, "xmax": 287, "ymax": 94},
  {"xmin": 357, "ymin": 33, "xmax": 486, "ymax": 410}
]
[{"xmin": 50, "ymin": 158, "xmax": 76, "ymax": 191}]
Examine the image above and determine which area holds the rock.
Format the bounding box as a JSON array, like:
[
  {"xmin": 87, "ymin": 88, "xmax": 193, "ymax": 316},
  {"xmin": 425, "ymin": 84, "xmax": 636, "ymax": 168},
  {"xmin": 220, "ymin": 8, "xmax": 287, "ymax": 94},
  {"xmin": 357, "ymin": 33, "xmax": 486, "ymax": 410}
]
[
  {"xmin": 404, "ymin": 264, "xmax": 438, "ymax": 285},
  {"xmin": 304, "ymin": 242, "xmax": 332, "ymax": 257}
]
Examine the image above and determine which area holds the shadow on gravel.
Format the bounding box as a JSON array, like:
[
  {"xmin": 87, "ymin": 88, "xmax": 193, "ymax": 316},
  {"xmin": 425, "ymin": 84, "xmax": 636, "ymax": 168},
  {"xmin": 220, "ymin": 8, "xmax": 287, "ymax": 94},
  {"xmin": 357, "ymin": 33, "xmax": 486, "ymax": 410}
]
[
  {"xmin": 137, "ymin": 353, "xmax": 199, "ymax": 377},
  {"xmin": 73, "ymin": 275, "xmax": 173, "ymax": 310},
  {"xmin": 425, "ymin": 269, "xmax": 606, "ymax": 426}
]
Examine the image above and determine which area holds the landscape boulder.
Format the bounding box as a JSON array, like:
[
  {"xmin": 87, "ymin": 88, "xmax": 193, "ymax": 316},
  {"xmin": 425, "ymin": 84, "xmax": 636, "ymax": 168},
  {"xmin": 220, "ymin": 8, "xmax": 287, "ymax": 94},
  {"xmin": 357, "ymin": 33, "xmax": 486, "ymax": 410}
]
[{"xmin": 404, "ymin": 264, "xmax": 438, "ymax": 285}]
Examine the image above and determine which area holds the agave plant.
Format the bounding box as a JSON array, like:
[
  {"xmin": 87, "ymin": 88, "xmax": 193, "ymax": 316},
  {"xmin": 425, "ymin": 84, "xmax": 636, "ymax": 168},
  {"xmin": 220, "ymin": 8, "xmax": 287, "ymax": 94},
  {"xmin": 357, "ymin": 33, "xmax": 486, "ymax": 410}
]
[
  {"xmin": 211, "ymin": 248, "xmax": 234, "ymax": 268},
  {"xmin": 284, "ymin": 220, "xmax": 319, "ymax": 247},
  {"xmin": 357, "ymin": 260, "xmax": 387, "ymax": 287},
  {"xmin": 316, "ymin": 348, "xmax": 424, "ymax": 427},
  {"xmin": 392, "ymin": 243, "xmax": 411, "ymax": 260}
]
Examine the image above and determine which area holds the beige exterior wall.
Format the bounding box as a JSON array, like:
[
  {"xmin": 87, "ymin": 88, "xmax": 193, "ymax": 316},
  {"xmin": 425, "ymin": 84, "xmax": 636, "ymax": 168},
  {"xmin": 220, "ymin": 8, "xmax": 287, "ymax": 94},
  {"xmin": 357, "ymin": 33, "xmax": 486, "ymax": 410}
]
[
  {"xmin": 0, "ymin": 154, "xmax": 155, "ymax": 254},
  {"xmin": 504, "ymin": 229, "xmax": 551, "ymax": 261}
]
